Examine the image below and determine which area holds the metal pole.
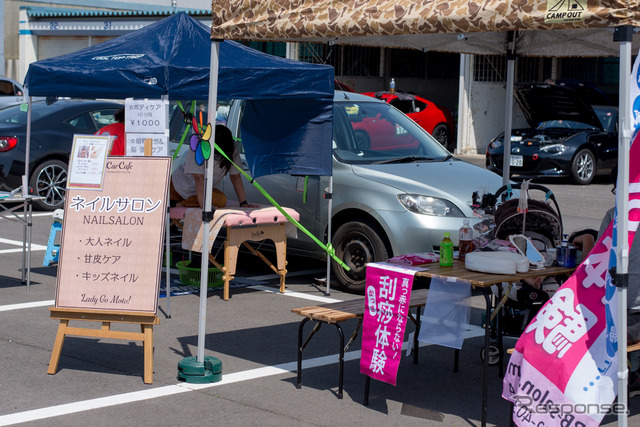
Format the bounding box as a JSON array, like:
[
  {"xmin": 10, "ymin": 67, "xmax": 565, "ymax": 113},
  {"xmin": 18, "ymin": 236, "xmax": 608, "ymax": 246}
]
[
  {"xmin": 325, "ymin": 176, "xmax": 333, "ymax": 295},
  {"xmin": 502, "ymin": 32, "xmax": 516, "ymax": 186},
  {"xmin": 197, "ymin": 40, "xmax": 220, "ymax": 363},
  {"xmin": 0, "ymin": 0, "xmax": 5, "ymax": 77},
  {"xmin": 24, "ymin": 94, "xmax": 31, "ymax": 197},
  {"xmin": 24, "ymin": 95, "xmax": 32, "ymax": 290},
  {"xmin": 456, "ymin": 54, "xmax": 468, "ymax": 154},
  {"xmin": 615, "ymin": 26, "xmax": 632, "ymax": 427},
  {"xmin": 162, "ymin": 94, "xmax": 171, "ymax": 318}
]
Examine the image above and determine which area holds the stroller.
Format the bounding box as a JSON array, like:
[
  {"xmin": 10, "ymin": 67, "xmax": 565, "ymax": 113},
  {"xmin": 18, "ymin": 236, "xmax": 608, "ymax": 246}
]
[{"xmin": 479, "ymin": 181, "xmax": 564, "ymax": 364}]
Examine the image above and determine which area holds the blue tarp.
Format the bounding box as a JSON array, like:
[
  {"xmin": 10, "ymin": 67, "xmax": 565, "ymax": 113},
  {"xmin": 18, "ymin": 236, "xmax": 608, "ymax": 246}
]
[{"xmin": 23, "ymin": 12, "xmax": 334, "ymax": 177}]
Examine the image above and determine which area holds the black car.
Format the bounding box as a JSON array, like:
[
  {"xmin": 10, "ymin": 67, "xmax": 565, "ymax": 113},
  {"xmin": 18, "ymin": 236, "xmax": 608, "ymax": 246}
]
[
  {"xmin": 0, "ymin": 99, "xmax": 122, "ymax": 210},
  {"xmin": 485, "ymin": 83, "xmax": 618, "ymax": 185}
]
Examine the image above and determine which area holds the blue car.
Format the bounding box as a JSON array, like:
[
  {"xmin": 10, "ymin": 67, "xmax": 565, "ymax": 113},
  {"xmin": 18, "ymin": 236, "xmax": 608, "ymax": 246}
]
[{"xmin": 485, "ymin": 83, "xmax": 618, "ymax": 185}]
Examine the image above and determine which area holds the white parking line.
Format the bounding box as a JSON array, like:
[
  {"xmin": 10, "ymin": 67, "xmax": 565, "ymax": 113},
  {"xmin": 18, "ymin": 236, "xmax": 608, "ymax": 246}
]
[
  {"xmin": 0, "ymin": 211, "xmax": 52, "ymax": 218},
  {"xmin": 0, "ymin": 300, "xmax": 54, "ymax": 312},
  {"xmin": 0, "ymin": 237, "xmax": 47, "ymax": 253},
  {"xmin": 0, "ymin": 326, "xmax": 486, "ymax": 426}
]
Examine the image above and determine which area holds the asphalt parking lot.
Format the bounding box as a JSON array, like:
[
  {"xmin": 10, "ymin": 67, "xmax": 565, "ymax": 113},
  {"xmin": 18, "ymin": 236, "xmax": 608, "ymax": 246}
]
[{"xmin": 1, "ymin": 171, "xmax": 638, "ymax": 426}]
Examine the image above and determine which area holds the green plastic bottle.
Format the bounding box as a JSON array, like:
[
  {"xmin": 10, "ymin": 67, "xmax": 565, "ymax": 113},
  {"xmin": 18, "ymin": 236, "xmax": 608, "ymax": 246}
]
[{"xmin": 440, "ymin": 232, "xmax": 454, "ymax": 267}]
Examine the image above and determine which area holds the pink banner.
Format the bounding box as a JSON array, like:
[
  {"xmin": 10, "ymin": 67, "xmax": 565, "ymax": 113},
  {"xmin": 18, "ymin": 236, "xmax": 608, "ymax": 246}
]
[
  {"xmin": 360, "ymin": 262, "xmax": 418, "ymax": 386},
  {"xmin": 503, "ymin": 133, "xmax": 640, "ymax": 426}
]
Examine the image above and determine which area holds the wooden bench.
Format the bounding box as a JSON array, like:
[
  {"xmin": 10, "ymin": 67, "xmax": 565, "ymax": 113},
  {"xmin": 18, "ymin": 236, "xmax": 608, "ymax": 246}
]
[{"xmin": 292, "ymin": 288, "xmax": 429, "ymax": 398}]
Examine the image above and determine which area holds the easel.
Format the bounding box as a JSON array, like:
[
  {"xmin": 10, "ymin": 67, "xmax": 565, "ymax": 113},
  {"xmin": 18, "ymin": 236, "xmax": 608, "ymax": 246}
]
[{"xmin": 48, "ymin": 307, "xmax": 159, "ymax": 384}]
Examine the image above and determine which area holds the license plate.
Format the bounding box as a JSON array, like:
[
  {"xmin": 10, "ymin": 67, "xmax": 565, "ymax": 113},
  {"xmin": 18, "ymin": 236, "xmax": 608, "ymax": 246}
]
[{"xmin": 510, "ymin": 155, "xmax": 523, "ymax": 167}]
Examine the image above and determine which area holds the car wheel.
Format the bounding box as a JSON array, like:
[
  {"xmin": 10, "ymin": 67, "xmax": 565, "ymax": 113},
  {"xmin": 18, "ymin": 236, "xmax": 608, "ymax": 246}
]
[
  {"xmin": 570, "ymin": 148, "xmax": 595, "ymax": 185},
  {"xmin": 354, "ymin": 130, "xmax": 370, "ymax": 150},
  {"xmin": 431, "ymin": 123, "xmax": 451, "ymax": 150},
  {"xmin": 331, "ymin": 219, "xmax": 389, "ymax": 293},
  {"xmin": 29, "ymin": 159, "xmax": 67, "ymax": 210}
]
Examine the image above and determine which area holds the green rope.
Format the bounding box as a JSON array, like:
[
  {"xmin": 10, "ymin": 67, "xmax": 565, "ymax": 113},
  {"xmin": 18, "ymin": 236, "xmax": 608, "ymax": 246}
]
[
  {"xmin": 303, "ymin": 176, "xmax": 309, "ymax": 204},
  {"xmin": 213, "ymin": 143, "xmax": 350, "ymax": 271},
  {"xmin": 173, "ymin": 101, "xmax": 196, "ymax": 160}
]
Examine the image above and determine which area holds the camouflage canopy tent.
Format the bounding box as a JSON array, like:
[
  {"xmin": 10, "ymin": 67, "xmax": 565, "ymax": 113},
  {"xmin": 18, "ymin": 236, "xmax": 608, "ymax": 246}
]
[
  {"xmin": 209, "ymin": 0, "xmax": 640, "ymax": 180},
  {"xmin": 210, "ymin": 1, "xmax": 640, "ymax": 55},
  {"xmin": 209, "ymin": 1, "xmax": 640, "ymax": 426}
]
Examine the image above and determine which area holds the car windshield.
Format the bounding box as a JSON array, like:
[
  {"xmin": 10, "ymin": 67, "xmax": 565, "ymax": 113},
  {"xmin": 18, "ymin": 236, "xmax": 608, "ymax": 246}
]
[
  {"xmin": 332, "ymin": 100, "xmax": 450, "ymax": 164},
  {"xmin": 593, "ymin": 106, "xmax": 617, "ymax": 132},
  {"xmin": 536, "ymin": 119, "xmax": 600, "ymax": 130},
  {"xmin": 535, "ymin": 108, "xmax": 617, "ymax": 132},
  {"xmin": 0, "ymin": 101, "xmax": 66, "ymax": 125}
]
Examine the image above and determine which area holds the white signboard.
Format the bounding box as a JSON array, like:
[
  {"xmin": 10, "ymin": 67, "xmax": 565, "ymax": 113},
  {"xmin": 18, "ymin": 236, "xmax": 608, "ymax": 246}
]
[
  {"xmin": 125, "ymin": 134, "xmax": 168, "ymax": 157},
  {"xmin": 56, "ymin": 157, "xmax": 171, "ymax": 313},
  {"xmin": 67, "ymin": 135, "xmax": 110, "ymax": 190},
  {"xmin": 124, "ymin": 99, "xmax": 168, "ymax": 134}
]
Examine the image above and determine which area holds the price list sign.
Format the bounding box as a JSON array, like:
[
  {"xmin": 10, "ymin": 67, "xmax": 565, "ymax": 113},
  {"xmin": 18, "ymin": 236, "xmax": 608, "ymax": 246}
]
[
  {"xmin": 124, "ymin": 99, "xmax": 169, "ymax": 156},
  {"xmin": 55, "ymin": 157, "xmax": 171, "ymax": 313}
]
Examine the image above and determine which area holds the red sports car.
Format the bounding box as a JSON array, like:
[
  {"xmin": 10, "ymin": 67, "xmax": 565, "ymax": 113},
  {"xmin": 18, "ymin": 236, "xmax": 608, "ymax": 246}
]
[{"xmin": 361, "ymin": 91, "xmax": 455, "ymax": 150}]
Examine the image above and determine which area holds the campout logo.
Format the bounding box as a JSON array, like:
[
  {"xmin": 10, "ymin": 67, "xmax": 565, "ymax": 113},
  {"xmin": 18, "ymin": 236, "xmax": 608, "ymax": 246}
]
[{"xmin": 545, "ymin": 0, "xmax": 585, "ymax": 24}]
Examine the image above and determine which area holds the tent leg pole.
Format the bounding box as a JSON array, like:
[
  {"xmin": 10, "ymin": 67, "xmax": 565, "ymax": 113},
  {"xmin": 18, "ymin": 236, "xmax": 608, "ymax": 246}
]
[
  {"xmin": 325, "ymin": 177, "xmax": 333, "ymax": 295},
  {"xmin": 165, "ymin": 206, "xmax": 171, "ymax": 318},
  {"xmin": 615, "ymin": 29, "xmax": 633, "ymax": 427},
  {"xmin": 502, "ymin": 31, "xmax": 516, "ymax": 186}
]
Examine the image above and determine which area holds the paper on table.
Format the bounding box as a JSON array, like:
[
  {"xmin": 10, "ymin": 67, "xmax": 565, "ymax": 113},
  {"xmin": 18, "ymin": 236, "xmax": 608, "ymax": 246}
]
[{"xmin": 418, "ymin": 276, "xmax": 471, "ymax": 349}]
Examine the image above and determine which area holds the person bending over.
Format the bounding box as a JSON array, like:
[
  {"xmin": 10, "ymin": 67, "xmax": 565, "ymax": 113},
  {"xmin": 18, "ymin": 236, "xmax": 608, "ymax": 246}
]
[{"xmin": 170, "ymin": 125, "xmax": 250, "ymax": 209}]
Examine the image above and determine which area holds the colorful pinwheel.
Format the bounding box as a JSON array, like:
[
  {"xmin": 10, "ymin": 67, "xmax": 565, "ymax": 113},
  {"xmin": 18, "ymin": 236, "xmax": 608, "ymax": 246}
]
[{"xmin": 190, "ymin": 119, "xmax": 212, "ymax": 166}]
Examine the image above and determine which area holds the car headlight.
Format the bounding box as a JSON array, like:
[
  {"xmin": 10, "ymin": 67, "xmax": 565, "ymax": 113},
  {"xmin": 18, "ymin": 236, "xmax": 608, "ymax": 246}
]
[
  {"xmin": 489, "ymin": 135, "xmax": 522, "ymax": 149},
  {"xmin": 397, "ymin": 194, "xmax": 464, "ymax": 217},
  {"xmin": 539, "ymin": 144, "xmax": 567, "ymax": 154}
]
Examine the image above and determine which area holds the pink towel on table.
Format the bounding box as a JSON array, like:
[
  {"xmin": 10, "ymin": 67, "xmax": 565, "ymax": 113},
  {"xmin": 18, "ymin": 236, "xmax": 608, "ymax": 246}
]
[{"xmin": 180, "ymin": 206, "xmax": 299, "ymax": 253}]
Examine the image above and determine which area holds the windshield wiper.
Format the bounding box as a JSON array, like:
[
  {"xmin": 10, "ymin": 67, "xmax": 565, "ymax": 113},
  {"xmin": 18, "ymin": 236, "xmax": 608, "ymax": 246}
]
[{"xmin": 373, "ymin": 155, "xmax": 438, "ymax": 165}]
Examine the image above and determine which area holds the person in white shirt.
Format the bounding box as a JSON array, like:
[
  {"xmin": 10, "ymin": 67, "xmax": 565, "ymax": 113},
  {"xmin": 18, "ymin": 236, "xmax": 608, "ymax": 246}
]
[{"xmin": 170, "ymin": 125, "xmax": 250, "ymax": 209}]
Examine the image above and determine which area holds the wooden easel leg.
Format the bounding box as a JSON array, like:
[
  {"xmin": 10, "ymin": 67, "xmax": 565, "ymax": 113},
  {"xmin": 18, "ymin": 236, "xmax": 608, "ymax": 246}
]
[
  {"xmin": 143, "ymin": 324, "xmax": 154, "ymax": 384},
  {"xmin": 48, "ymin": 319, "xmax": 68, "ymax": 375}
]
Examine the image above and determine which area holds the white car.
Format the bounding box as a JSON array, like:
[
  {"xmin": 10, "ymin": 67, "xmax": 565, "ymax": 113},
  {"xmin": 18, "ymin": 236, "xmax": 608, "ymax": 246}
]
[{"xmin": 171, "ymin": 92, "xmax": 504, "ymax": 293}]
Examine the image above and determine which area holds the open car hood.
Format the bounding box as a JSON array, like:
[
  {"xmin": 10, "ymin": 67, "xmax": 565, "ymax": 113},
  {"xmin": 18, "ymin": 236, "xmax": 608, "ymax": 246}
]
[{"xmin": 514, "ymin": 83, "xmax": 603, "ymax": 130}]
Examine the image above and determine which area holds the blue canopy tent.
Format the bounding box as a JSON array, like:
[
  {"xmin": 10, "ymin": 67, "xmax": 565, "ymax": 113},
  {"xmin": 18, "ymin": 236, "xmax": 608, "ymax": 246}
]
[
  {"xmin": 24, "ymin": 12, "xmax": 334, "ymax": 178},
  {"xmin": 23, "ymin": 12, "xmax": 334, "ymax": 371}
]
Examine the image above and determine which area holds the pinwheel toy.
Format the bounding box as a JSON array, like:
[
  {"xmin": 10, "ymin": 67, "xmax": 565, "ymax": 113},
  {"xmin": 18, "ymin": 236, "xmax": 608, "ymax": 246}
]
[{"xmin": 190, "ymin": 119, "xmax": 212, "ymax": 165}]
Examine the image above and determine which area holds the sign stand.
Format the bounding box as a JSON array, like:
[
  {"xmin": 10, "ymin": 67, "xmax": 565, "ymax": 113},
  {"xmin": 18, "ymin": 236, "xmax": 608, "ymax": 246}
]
[
  {"xmin": 48, "ymin": 307, "xmax": 159, "ymax": 384},
  {"xmin": 49, "ymin": 156, "xmax": 170, "ymax": 384}
]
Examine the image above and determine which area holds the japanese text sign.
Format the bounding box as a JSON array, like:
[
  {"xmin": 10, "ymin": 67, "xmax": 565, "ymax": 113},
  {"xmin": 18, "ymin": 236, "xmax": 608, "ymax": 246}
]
[
  {"xmin": 124, "ymin": 99, "xmax": 168, "ymax": 134},
  {"xmin": 360, "ymin": 262, "xmax": 418, "ymax": 386},
  {"xmin": 125, "ymin": 134, "xmax": 168, "ymax": 157},
  {"xmin": 504, "ymin": 124, "xmax": 640, "ymax": 426},
  {"xmin": 55, "ymin": 157, "xmax": 171, "ymax": 313}
]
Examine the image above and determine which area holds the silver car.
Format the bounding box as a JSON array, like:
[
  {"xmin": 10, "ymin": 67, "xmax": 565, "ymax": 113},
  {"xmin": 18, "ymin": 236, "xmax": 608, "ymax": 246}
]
[
  {"xmin": 0, "ymin": 78, "xmax": 26, "ymax": 110},
  {"xmin": 198, "ymin": 92, "xmax": 503, "ymax": 293}
]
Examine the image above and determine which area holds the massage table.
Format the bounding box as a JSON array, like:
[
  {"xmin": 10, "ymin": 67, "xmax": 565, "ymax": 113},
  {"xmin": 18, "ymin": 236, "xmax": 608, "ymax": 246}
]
[{"xmin": 169, "ymin": 204, "xmax": 300, "ymax": 300}]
